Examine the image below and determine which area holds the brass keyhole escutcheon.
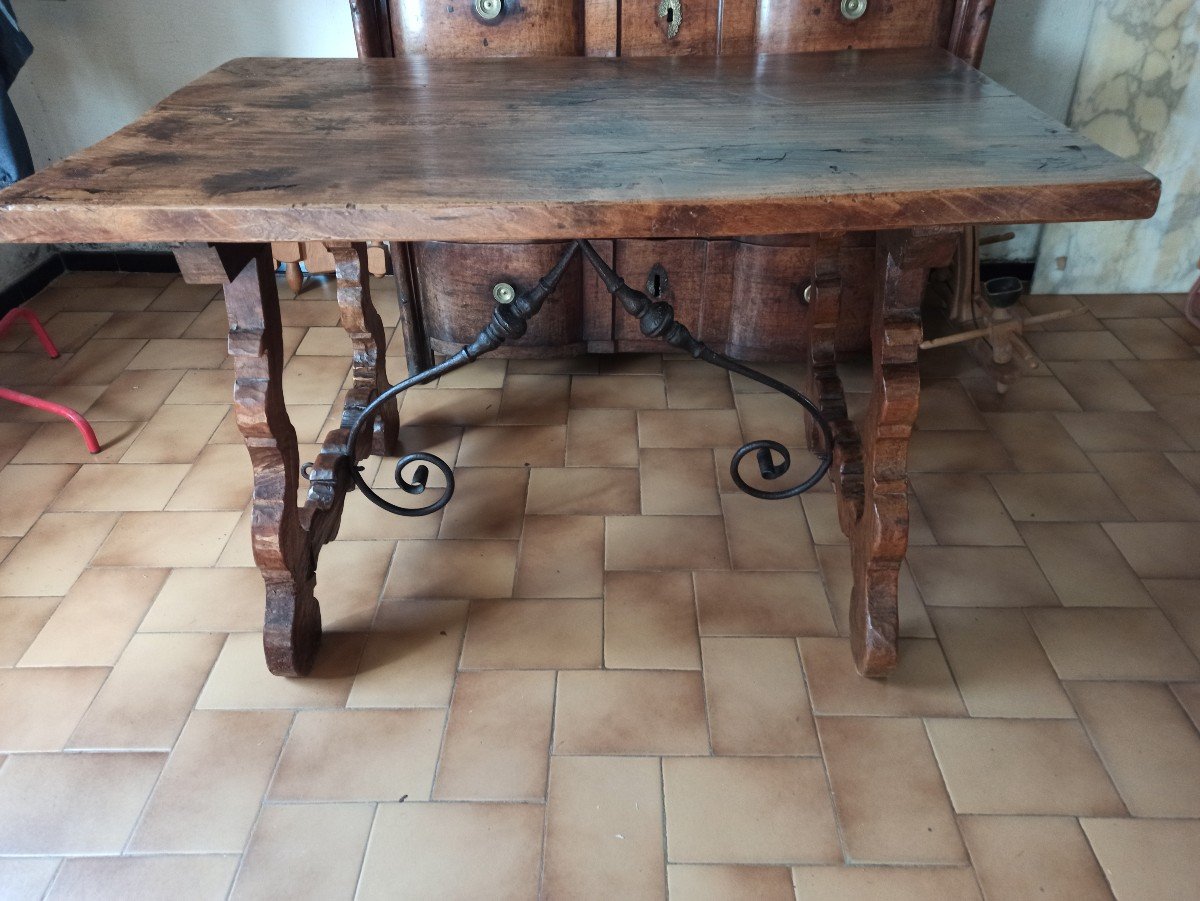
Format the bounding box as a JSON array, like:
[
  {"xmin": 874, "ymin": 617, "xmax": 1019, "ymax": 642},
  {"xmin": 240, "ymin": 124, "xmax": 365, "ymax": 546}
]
[
  {"xmin": 475, "ymin": 0, "xmax": 503, "ymax": 21},
  {"xmin": 657, "ymin": 0, "xmax": 682, "ymax": 39},
  {"xmin": 646, "ymin": 263, "xmax": 669, "ymax": 299},
  {"xmin": 840, "ymin": 0, "xmax": 867, "ymax": 20}
]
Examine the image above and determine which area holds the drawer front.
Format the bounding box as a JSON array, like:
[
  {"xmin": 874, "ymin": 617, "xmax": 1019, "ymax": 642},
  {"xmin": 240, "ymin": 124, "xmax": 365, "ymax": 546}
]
[
  {"xmin": 720, "ymin": 0, "xmax": 954, "ymax": 55},
  {"xmin": 725, "ymin": 238, "xmax": 814, "ymax": 360},
  {"xmin": 618, "ymin": 0, "xmax": 721, "ymax": 56},
  {"xmin": 388, "ymin": 0, "xmax": 586, "ymax": 57},
  {"xmin": 611, "ymin": 239, "xmax": 708, "ymax": 350},
  {"xmin": 413, "ymin": 241, "xmax": 590, "ymax": 357}
]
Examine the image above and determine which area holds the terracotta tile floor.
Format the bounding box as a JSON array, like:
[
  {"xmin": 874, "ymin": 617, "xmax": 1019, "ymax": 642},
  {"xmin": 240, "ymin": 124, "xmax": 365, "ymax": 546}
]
[{"xmin": 1, "ymin": 271, "xmax": 1199, "ymax": 899}]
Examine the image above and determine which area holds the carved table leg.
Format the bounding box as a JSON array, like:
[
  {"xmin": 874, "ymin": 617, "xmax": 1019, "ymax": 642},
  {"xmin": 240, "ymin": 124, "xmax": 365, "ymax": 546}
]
[
  {"xmin": 388, "ymin": 241, "xmax": 434, "ymax": 377},
  {"xmin": 328, "ymin": 242, "xmax": 399, "ymax": 457},
  {"xmin": 808, "ymin": 229, "xmax": 956, "ymax": 676},
  {"xmin": 220, "ymin": 245, "xmax": 323, "ymax": 676}
]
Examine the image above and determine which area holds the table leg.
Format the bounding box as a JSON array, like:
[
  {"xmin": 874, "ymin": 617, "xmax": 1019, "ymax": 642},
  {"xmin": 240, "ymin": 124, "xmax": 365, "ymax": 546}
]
[
  {"xmin": 388, "ymin": 241, "xmax": 434, "ymax": 377},
  {"xmin": 808, "ymin": 229, "xmax": 956, "ymax": 676}
]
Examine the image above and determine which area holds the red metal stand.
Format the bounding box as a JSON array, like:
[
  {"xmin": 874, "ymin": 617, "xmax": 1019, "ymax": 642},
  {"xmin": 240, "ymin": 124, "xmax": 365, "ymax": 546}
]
[{"xmin": 0, "ymin": 307, "xmax": 101, "ymax": 454}]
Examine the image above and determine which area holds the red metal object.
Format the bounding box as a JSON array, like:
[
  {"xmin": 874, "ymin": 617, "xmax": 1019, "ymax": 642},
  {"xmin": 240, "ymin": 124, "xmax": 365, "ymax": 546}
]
[{"xmin": 0, "ymin": 307, "xmax": 101, "ymax": 453}]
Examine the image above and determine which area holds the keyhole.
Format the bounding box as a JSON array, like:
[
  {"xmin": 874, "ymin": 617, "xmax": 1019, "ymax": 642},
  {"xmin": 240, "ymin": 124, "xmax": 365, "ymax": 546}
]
[
  {"xmin": 666, "ymin": 8, "xmax": 673, "ymax": 23},
  {"xmin": 646, "ymin": 263, "xmax": 669, "ymax": 298}
]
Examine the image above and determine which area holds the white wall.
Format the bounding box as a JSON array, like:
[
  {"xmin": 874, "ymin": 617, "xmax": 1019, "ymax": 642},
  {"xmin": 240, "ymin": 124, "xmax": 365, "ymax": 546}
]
[{"xmin": 9, "ymin": 0, "xmax": 357, "ymax": 170}]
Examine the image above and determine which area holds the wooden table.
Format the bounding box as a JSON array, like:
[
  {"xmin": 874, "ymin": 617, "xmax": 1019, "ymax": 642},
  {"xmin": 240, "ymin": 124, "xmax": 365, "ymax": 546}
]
[{"xmin": 0, "ymin": 49, "xmax": 1158, "ymax": 678}]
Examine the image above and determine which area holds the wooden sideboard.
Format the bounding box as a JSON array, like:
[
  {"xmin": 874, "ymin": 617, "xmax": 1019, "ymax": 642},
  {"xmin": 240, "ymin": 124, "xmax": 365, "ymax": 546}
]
[{"xmin": 330, "ymin": 0, "xmax": 997, "ymax": 369}]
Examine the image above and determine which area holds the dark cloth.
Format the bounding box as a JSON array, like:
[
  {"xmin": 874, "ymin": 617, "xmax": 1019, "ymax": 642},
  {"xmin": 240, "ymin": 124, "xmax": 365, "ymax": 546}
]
[{"xmin": 0, "ymin": 0, "xmax": 32, "ymax": 186}]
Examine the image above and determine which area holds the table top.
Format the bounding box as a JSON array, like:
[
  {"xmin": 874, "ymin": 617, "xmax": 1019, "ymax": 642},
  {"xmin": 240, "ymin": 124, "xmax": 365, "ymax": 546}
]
[{"xmin": 0, "ymin": 49, "xmax": 1159, "ymax": 244}]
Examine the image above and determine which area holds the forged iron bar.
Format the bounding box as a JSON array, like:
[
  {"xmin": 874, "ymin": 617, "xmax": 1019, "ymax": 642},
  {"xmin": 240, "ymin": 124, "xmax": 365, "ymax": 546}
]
[{"xmin": 335, "ymin": 237, "xmax": 833, "ymax": 516}]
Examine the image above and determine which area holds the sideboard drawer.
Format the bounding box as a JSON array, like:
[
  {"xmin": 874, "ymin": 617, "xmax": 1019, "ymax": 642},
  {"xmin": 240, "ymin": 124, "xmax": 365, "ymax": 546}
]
[
  {"xmin": 611, "ymin": 239, "xmax": 708, "ymax": 351},
  {"xmin": 388, "ymin": 0, "xmax": 586, "ymax": 57},
  {"xmin": 619, "ymin": 0, "xmax": 721, "ymax": 56},
  {"xmin": 413, "ymin": 241, "xmax": 590, "ymax": 357},
  {"xmin": 720, "ymin": 0, "xmax": 953, "ymax": 55}
]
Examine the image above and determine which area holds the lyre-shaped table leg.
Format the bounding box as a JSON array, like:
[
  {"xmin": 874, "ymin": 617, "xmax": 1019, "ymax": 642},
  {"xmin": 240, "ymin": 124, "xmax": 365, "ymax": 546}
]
[
  {"xmin": 220, "ymin": 246, "xmax": 322, "ymax": 676},
  {"xmin": 849, "ymin": 229, "xmax": 957, "ymax": 676}
]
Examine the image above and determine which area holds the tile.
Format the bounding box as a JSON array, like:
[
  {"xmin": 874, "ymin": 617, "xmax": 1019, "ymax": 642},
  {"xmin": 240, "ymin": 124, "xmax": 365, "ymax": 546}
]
[
  {"xmin": 694, "ymin": 570, "xmax": 835, "ymax": 637},
  {"xmin": 820, "ymin": 548, "xmax": 932, "ymax": 639},
  {"xmin": 907, "ymin": 546, "xmax": 1058, "ymax": 607},
  {"xmin": 800, "ymin": 637, "xmax": 965, "ymax": 717},
  {"xmin": 1155, "ymin": 396, "xmax": 1200, "ymax": 449},
  {"xmin": 964, "ymin": 374, "xmax": 1083, "ymax": 413},
  {"xmin": 196, "ymin": 632, "xmax": 363, "ymax": 710},
  {"xmin": 600, "ymin": 353, "xmax": 662, "ymax": 374},
  {"xmin": 165, "ymin": 444, "xmax": 253, "ymax": 510},
  {"xmin": 497, "ymin": 372, "xmax": 570, "ymax": 424},
  {"xmin": 51, "ymin": 339, "xmax": 147, "ymax": 386},
  {"xmin": 566, "ymin": 408, "xmax": 639, "ymax": 466},
  {"xmin": 357, "ymin": 803, "xmax": 543, "ymax": 900},
  {"xmin": 571, "ymin": 373, "xmax": 666, "ymax": 408},
  {"xmin": 0, "ymin": 859, "xmax": 61, "ymax": 900},
  {"xmin": 703, "ymin": 637, "xmax": 817, "ymax": 756},
  {"xmin": 1081, "ymin": 819, "xmax": 1200, "ymax": 901},
  {"xmin": 663, "ymin": 757, "xmax": 841, "ymax": 864},
  {"xmin": 0, "ymin": 667, "xmax": 109, "ymax": 752},
  {"xmin": 437, "ymin": 467, "xmax": 529, "ymax": 539},
  {"xmin": 127, "ymin": 338, "xmax": 227, "ymax": 370},
  {"xmin": 1113, "ymin": 359, "xmax": 1200, "ymax": 399},
  {"xmin": 1049, "ymin": 360, "xmax": 1154, "ymax": 411},
  {"xmin": 930, "ymin": 607, "xmax": 1073, "ymax": 717},
  {"xmin": 639, "ymin": 447, "xmax": 721, "ymax": 514},
  {"xmin": 93, "ymin": 510, "xmax": 240, "ymax": 567},
  {"xmin": 604, "ymin": 570, "xmax": 701, "ymax": 669},
  {"xmin": 148, "ymin": 278, "xmax": 220, "ymax": 312},
  {"xmin": 461, "ymin": 598, "xmax": 602, "ymax": 670},
  {"xmin": 1025, "ymin": 330, "xmax": 1134, "ymax": 361},
  {"xmin": 1056, "ymin": 411, "xmax": 1189, "ymax": 453},
  {"xmin": 0, "ymin": 423, "xmax": 36, "ymax": 468},
  {"xmin": 791, "ymin": 866, "xmax": 981, "ymax": 900},
  {"xmin": 67, "ymin": 632, "xmax": 224, "ymax": 750},
  {"xmin": 93, "ymin": 310, "xmax": 197, "ymax": 340},
  {"xmin": 0, "ymin": 512, "xmax": 118, "ymax": 596},
  {"xmin": 721, "ymin": 493, "xmax": 818, "ymax": 570},
  {"xmin": 47, "ymin": 856, "xmax": 238, "ymax": 900},
  {"xmin": 664, "ymin": 358, "xmax": 735, "ymax": 409},
  {"xmin": 910, "ymin": 473, "xmax": 1022, "ymax": 545},
  {"xmin": 960, "ymin": 816, "xmax": 1110, "ymax": 901},
  {"xmin": 515, "ymin": 515, "xmax": 604, "ymax": 597},
  {"xmin": 433, "ymin": 670, "xmax": 555, "ymax": 801},
  {"xmin": 542, "ymin": 756, "xmax": 666, "ymax": 900},
  {"xmin": 294, "ymin": 325, "xmax": 351, "ymax": 356},
  {"xmin": 526, "ymin": 466, "xmax": 640, "ymax": 514},
  {"xmin": 668, "ymin": 865, "xmax": 795, "ymax": 901},
  {"xmin": 1078, "ymin": 293, "xmax": 1178, "ymax": 318},
  {"xmin": 1066, "ymin": 681, "xmax": 1200, "ymax": 817},
  {"xmin": 119, "ymin": 403, "xmax": 227, "ymax": 463},
  {"xmin": 401, "ymin": 386, "xmax": 500, "ymax": 426},
  {"xmin": 638, "ymin": 409, "xmax": 742, "ymax": 447},
  {"xmin": 915, "ymin": 379, "xmax": 986, "ymax": 430},
  {"xmin": 277, "ymin": 299, "xmax": 339, "ymax": 326},
  {"xmin": 606, "ymin": 514, "xmax": 730, "ymax": 570},
  {"xmin": 270, "ymin": 709, "xmax": 444, "ymax": 801},
  {"xmin": 1104, "ymin": 522, "xmax": 1200, "ymax": 578},
  {"xmin": 989, "ymin": 471, "xmax": 1131, "ymax": 522},
  {"xmin": 20, "ymin": 567, "xmax": 168, "ymax": 666},
  {"xmin": 19, "ymin": 311, "xmax": 111, "ymax": 352},
  {"xmin": 908, "ymin": 430, "xmax": 1015, "ymax": 472},
  {"xmin": 981, "ymin": 412, "xmax": 1094, "ymax": 472},
  {"xmin": 278, "ymin": 355, "xmax": 351, "ymax": 407},
  {"xmin": 554, "ymin": 670, "xmax": 709, "ymax": 755},
  {"xmin": 139, "ymin": 566, "xmax": 263, "ymax": 632},
  {"xmin": 335, "ymin": 487, "xmax": 444, "ymax": 540},
  {"xmin": 371, "ymin": 424, "xmax": 462, "ymax": 490},
  {"xmin": 1147, "ymin": 580, "xmax": 1200, "ymax": 658},
  {"xmin": 1019, "ymin": 522, "xmax": 1153, "ymax": 607},
  {"xmin": 925, "ymin": 718, "xmax": 1125, "ymax": 816},
  {"xmin": 0, "ymin": 752, "xmax": 165, "ymax": 854},
  {"xmin": 1091, "ymin": 451, "xmax": 1200, "ymax": 521},
  {"xmin": 1167, "ymin": 451, "xmax": 1200, "ymax": 489},
  {"xmin": 0, "ymin": 464, "xmax": 77, "ymax": 535},
  {"xmin": 50, "ymin": 462, "xmax": 189, "ymax": 512},
  {"xmin": 183, "ymin": 299, "xmax": 238, "ymax": 340},
  {"xmin": 163, "ymin": 368, "xmax": 233, "ymax": 405},
  {"xmin": 817, "ymin": 717, "xmax": 965, "ymax": 865},
  {"xmin": 129, "ymin": 710, "xmax": 292, "ymax": 852},
  {"xmin": 1027, "ymin": 608, "xmax": 1200, "ymax": 680},
  {"xmin": 0, "ymin": 384, "xmax": 104, "ymax": 425},
  {"xmin": 0, "ymin": 596, "xmax": 58, "ymax": 666},
  {"xmin": 456, "ymin": 424, "xmax": 565, "ymax": 467},
  {"xmin": 347, "ymin": 599, "xmax": 467, "ymax": 707},
  {"xmin": 383, "ymin": 539, "xmax": 517, "ymax": 599},
  {"xmin": 230, "ymin": 803, "xmax": 376, "ymax": 901}
]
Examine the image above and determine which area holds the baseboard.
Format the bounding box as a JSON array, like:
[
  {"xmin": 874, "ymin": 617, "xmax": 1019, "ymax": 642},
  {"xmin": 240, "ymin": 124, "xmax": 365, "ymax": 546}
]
[
  {"xmin": 58, "ymin": 250, "xmax": 181, "ymax": 274},
  {"xmin": 0, "ymin": 254, "xmax": 65, "ymax": 317}
]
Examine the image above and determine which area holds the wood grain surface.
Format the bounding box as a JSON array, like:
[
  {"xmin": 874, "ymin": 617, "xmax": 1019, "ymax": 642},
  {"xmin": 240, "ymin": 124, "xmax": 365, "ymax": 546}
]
[{"xmin": 0, "ymin": 49, "xmax": 1158, "ymax": 244}]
